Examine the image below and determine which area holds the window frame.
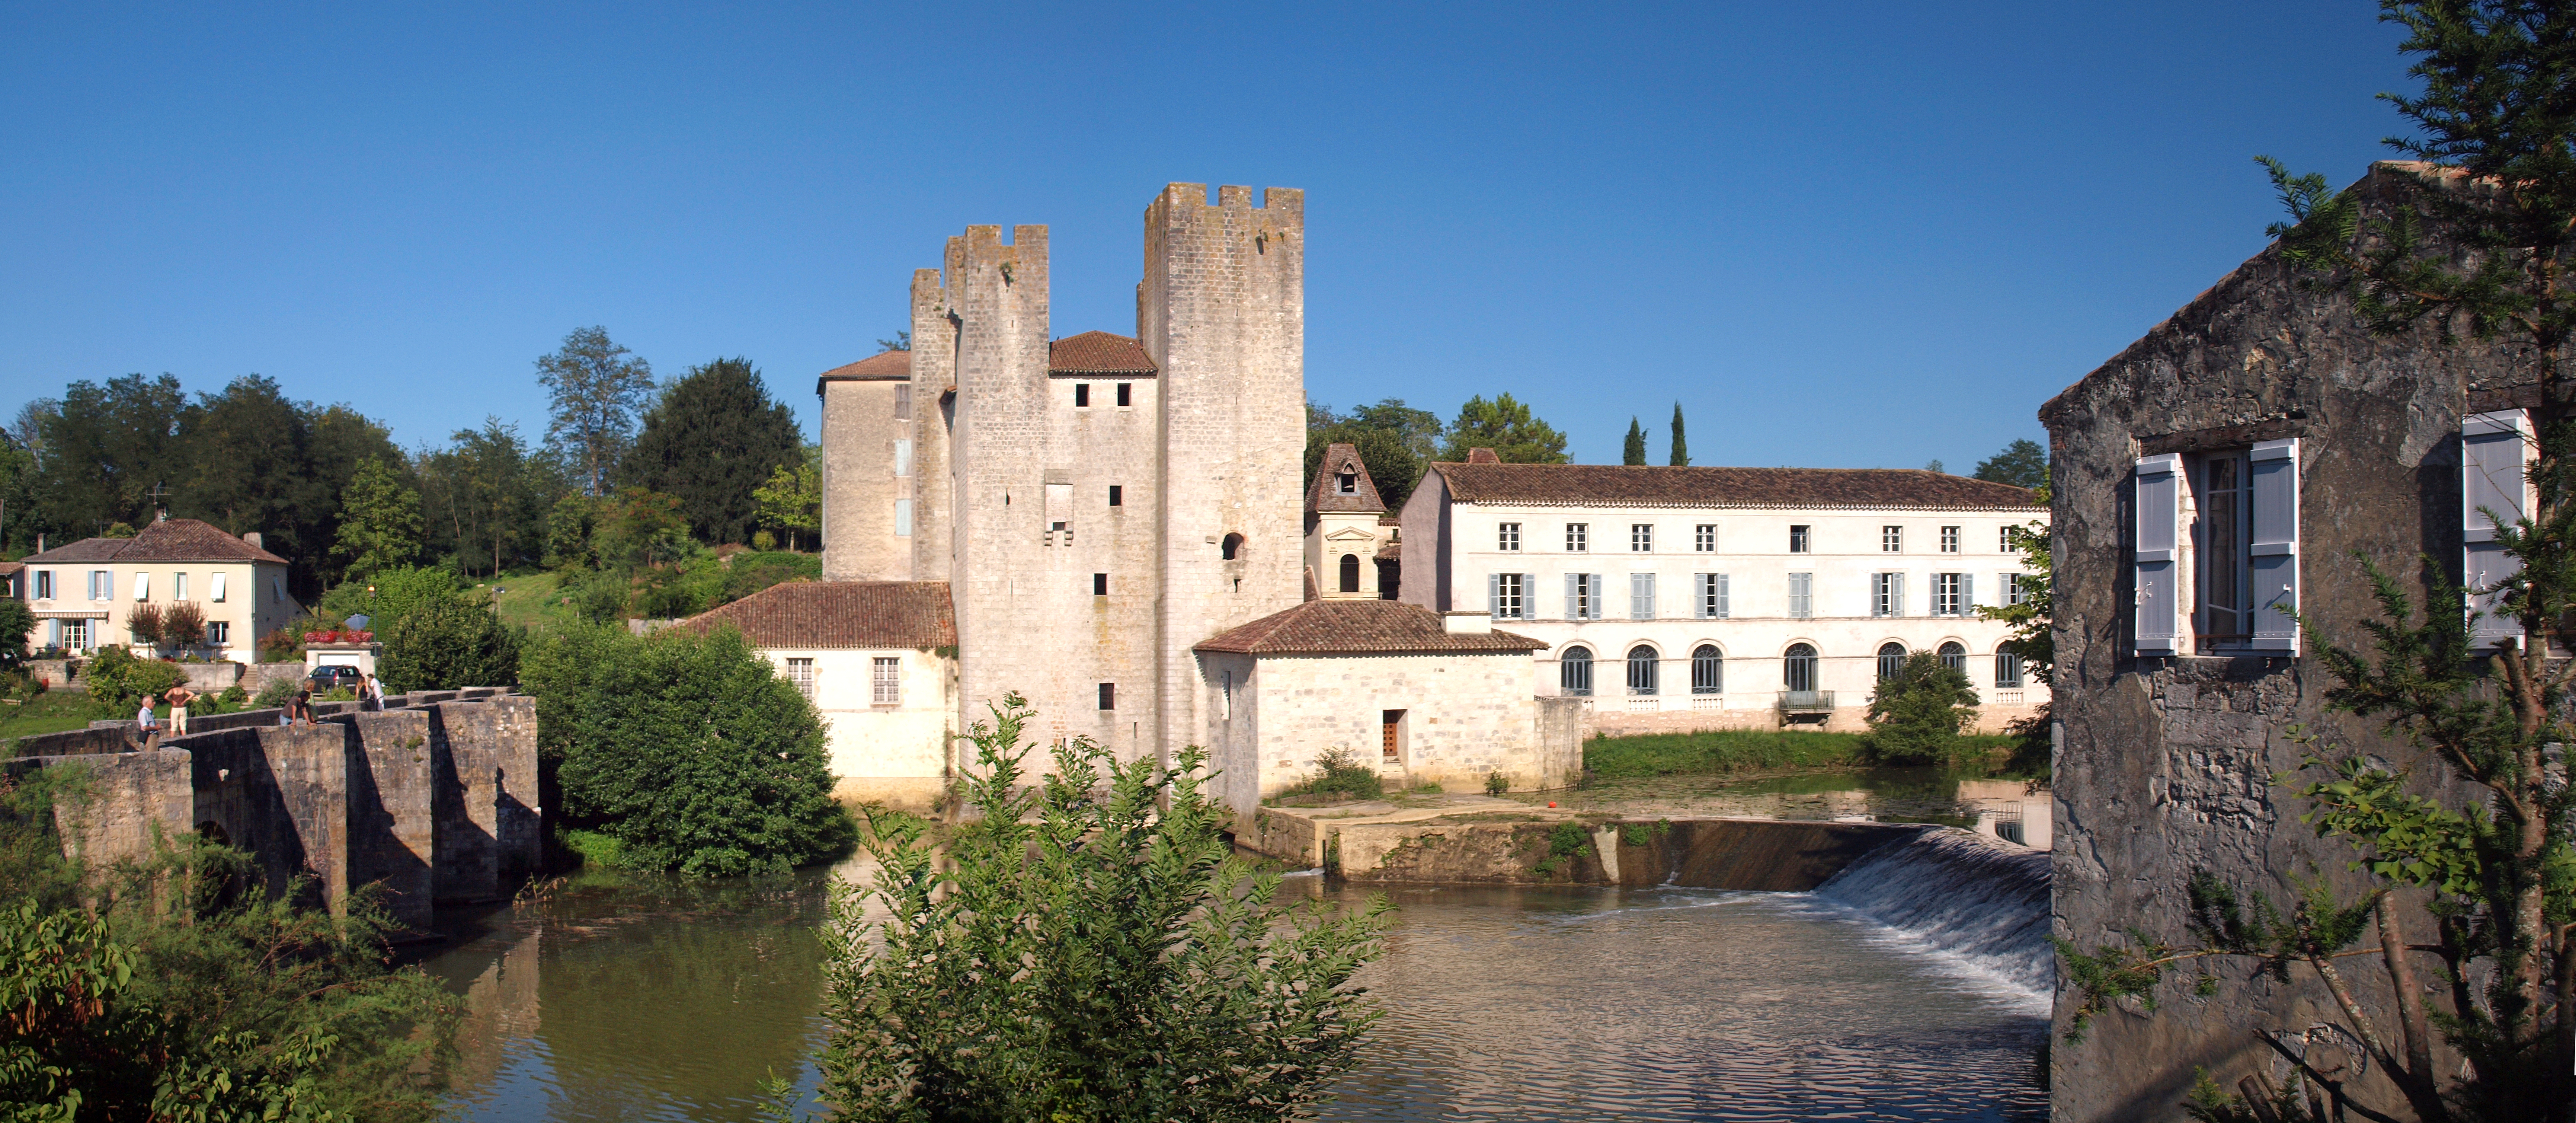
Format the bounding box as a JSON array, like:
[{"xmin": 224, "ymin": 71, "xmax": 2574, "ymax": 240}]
[
  {"xmin": 1497, "ymin": 522, "xmax": 1521, "ymax": 552},
  {"xmin": 1115, "ymin": 383, "xmax": 1132, "ymax": 407},
  {"xmin": 1872, "ymin": 572, "xmax": 1905, "ymax": 618},
  {"xmin": 1695, "ymin": 524, "xmax": 1716, "ymax": 552},
  {"xmin": 872, "ymin": 657, "xmax": 902, "ymax": 705},
  {"xmin": 1783, "ymin": 643, "xmax": 1818, "ymax": 692},
  {"xmin": 1940, "ymin": 526, "xmax": 1960, "ymax": 553},
  {"xmin": 1566, "ymin": 523, "xmax": 1589, "ymax": 552},
  {"xmin": 1074, "ymin": 383, "xmax": 1091, "ymax": 408},
  {"xmin": 1691, "ymin": 645, "xmax": 1723, "ymax": 695},
  {"xmin": 786, "ymin": 657, "xmax": 817, "ymax": 700},
  {"xmin": 1625, "ymin": 644, "xmax": 1659, "ymax": 696},
  {"xmin": 1631, "ymin": 523, "xmax": 1653, "ymax": 552},
  {"xmin": 1789, "ymin": 525, "xmax": 1811, "ymax": 553},
  {"xmin": 206, "ymin": 620, "xmax": 230, "ymax": 646},
  {"xmin": 1876, "ymin": 642, "xmax": 1907, "ymax": 682},
  {"xmin": 1560, "ymin": 646, "xmax": 1594, "ymax": 696},
  {"xmin": 1994, "ymin": 650, "xmax": 2024, "ymax": 688},
  {"xmin": 1788, "ymin": 572, "xmax": 1813, "ymax": 619},
  {"xmin": 1882, "ymin": 525, "xmax": 1904, "ymax": 553}
]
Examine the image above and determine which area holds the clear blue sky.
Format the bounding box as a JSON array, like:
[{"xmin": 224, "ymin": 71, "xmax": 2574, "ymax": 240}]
[{"xmin": 2, "ymin": 1, "xmax": 2412, "ymax": 470}]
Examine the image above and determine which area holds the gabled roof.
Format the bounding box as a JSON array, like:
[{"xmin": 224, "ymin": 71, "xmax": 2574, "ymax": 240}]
[
  {"xmin": 682, "ymin": 580, "xmax": 956, "ymax": 651},
  {"xmin": 1049, "ymin": 331, "xmax": 1158, "ymax": 376},
  {"xmin": 1427, "ymin": 463, "xmax": 2044, "ymax": 511},
  {"xmin": 1195, "ymin": 599, "xmax": 1547, "ymax": 656},
  {"xmin": 816, "ymin": 350, "xmax": 910, "ymax": 393},
  {"xmin": 22, "ymin": 519, "xmax": 288, "ymax": 565},
  {"xmin": 1307, "ymin": 442, "xmax": 1387, "ymax": 514}
]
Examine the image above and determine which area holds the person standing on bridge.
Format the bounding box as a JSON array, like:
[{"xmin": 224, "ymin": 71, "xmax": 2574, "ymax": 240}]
[
  {"xmin": 163, "ymin": 683, "xmax": 196, "ymax": 739},
  {"xmin": 136, "ymin": 697, "xmax": 160, "ymax": 749}
]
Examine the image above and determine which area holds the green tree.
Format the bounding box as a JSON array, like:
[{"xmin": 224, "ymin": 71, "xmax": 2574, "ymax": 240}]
[
  {"xmin": 1344, "ymin": 399, "xmax": 1444, "ymax": 462},
  {"xmin": 1861, "ymin": 651, "xmax": 1979, "ymax": 765},
  {"xmin": 522, "ymin": 623, "xmax": 853, "ymax": 876},
  {"xmin": 545, "ymin": 492, "xmax": 603, "ymax": 570},
  {"xmin": 1621, "ymin": 417, "xmax": 1647, "ymax": 466},
  {"xmin": 377, "ymin": 588, "xmax": 521, "ymax": 693},
  {"xmin": 2058, "ymin": 4, "xmax": 2576, "ymax": 1118},
  {"xmin": 0, "ymin": 424, "xmax": 33, "ymax": 557},
  {"xmin": 535, "ymin": 326, "xmax": 655, "ymax": 498},
  {"xmin": 330, "ymin": 459, "xmax": 425, "ymax": 580},
  {"xmin": 318, "ymin": 564, "xmax": 460, "ymax": 638},
  {"xmin": 418, "ymin": 418, "xmax": 558, "ymax": 577},
  {"xmin": 751, "ymin": 454, "xmax": 821, "ymax": 553},
  {"xmin": 815, "ymin": 694, "xmax": 1389, "ymax": 1120},
  {"xmin": 876, "ymin": 330, "xmax": 911, "ymax": 351},
  {"xmin": 0, "ymin": 599, "xmax": 32, "ymax": 669},
  {"xmin": 83, "ymin": 646, "xmax": 186, "ymax": 715},
  {"xmin": 1972, "ymin": 438, "xmax": 2049, "ymax": 491},
  {"xmin": 31, "ymin": 374, "xmax": 188, "ymax": 540},
  {"xmin": 1669, "ymin": 402, "xmax": 1689, "ymax": 466},
  {"xmin": 621, "ymin": 357, "xmax": 804, "ymax": 545},
  {"xmin": 1437, "ymin": 393, "xmax": 1569, "ymax": 464},
  {"xmin": 596, "ymin": 486, "xmax": 694, "ymax": 570},
  {"xmin": 1305, "ymin": 399, "xmax": 1439, "ymax": 510}
]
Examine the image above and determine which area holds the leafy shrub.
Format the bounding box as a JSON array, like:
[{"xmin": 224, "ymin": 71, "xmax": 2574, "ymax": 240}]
[
  {"xmin": 125, "ymin": 603, "xmax": 164, "ymax": 647},
  {"xmin": 1862, "ymin": 651, "xmax": 1982, "ymax": 766},
  {"xmin": 523, "ymin": 623, "xmax": 852, "ymax": 876},
  {"xmin": 315, "ymin": 565, "xmax": 460, "ymax": 636},
  {"xmin": 1272, "ymin": 746, "xmax": 1385, "ymax": 800},
  {"xmin": 82, "ymin": 647, "xmax": 185, "ymax": 714},
  {"xmin": 816, "ymin": 694, "xmax": 1390, "ymax": 1119},
  {"xmin": 1532, "ymin": 821, "xmax": 1594, "ymax": 877},
  {"xmin": 0, "ymin": 775, "xmax": 458, "ymax": 1121},
  {"xmin": 160, "ymin": 600, "xmax": 205, "ymax": 649},
  {"xmin": 253, "ymin": 676, "xmax": 298, "ymax": 710},
  {"xmin": 0, "ymin": 599, "xmax": 33, "ymax": 669},
  {"xmin": 378, "ymin": 589, "xmax": 521, "ymax": 693},
  {"xmin": 1585, "ymin": 730, "xmax": 1871, "ymax": 778},
  {"xmin": 258, "ymin": 628, "xmax": 301, "ymax": 663},
  {"xmin": 1485, "ymin": 771, "xmax": 1508, "ymax": 795}
]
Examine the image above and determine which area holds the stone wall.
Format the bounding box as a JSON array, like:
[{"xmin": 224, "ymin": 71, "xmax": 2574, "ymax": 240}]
[
  {"xmin": 2038, "ymin": 163, "xmax": 2526, "ymax": 1122},
  {"xmin": 10, "ymin": 690, "xmax": 538, "ymax": 930}
]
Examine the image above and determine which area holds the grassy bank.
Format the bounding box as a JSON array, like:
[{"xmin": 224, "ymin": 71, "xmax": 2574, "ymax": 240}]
[
  {"xmin": 0, "ymin": 690, "xmax": 97, "ymax": 749},
  {"xmin": 1584, "ymin": 729, "xmax": 2021, "ymax": 779}
]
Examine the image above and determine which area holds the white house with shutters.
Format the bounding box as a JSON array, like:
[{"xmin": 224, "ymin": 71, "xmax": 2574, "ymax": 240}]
[{"xmin": 1395, "ymin": 450, "xmax": 2050, "ymax": 734}]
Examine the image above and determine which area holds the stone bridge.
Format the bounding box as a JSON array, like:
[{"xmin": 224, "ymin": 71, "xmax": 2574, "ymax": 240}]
[{"xmin": 10, "ymin": 689, "xmax": 541, "ymax": 930}]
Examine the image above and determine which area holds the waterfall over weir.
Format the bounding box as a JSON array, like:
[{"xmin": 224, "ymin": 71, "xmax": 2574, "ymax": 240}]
[{"xmin": 1812, "ymin": 826, "xmax": 2053, "ymax": 994}]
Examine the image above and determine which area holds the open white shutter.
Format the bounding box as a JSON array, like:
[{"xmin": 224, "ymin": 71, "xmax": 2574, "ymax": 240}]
[
  {"xmin": 2135, "ymin": 454, "xmax": 2182, "ymax": 656},
  {"xmin": 2249, "ymin": 439, "xmax": 2301, "ymax": 653},
  {"xmin": 1524, "ymin": 574, "xmax": 1538, "ymax": 619},
  {"xmin": 1565, "ymin": 574, "xmax": 1580, "ymax": 620},
  {"xmin": 1962, "ymin": 573, "xmax": 1974, "ymax": 614},
  {"xmin": 1586, "ymin": 574, "xmax": 1604, "ymax": 620},
  {"xmin": 1716, "ymin": 573, "xmax": 1729, "ymax": 618},
  {"xmin": 2464, "ymin": 410, "xmax": 2532, "ymax": 649},
  {"xmin": 1488, "ymin": 573, "xmax": 1501, "ymax": 617}
]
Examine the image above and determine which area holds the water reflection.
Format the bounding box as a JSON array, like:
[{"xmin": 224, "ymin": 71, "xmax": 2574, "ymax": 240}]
[
  {"xmin": 426, "ymin": 861, "xmax": 2045, "ymax": 1122},
  {"xmin": 1546, "ymin": 768, "xmax": 2054, "ymax": 849}
]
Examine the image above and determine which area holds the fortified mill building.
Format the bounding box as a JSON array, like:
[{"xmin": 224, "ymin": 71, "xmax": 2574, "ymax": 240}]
[{"xmin": 688, "ymin": 184, "xmax": 1584, "ymax": 817}]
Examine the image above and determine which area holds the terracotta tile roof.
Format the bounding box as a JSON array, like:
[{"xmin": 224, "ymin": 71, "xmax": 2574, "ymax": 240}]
[
  {"xmin": 0, "ymin": 561, "xmax": 20, "ymax": 576},
  {"xmin": 1306, "ymin": 443, "xmax": 1387, "ymax": 514},
  {"xmin": 1429, "ymin": 463, "xmax": 2045, "ymax": 511},
  {"xmin": 816, "ymin": 350, "xmax": 910, "ymax": 391},
  {"xmin": 22, "ymin": 519, "xmax": 288, "ymax": 565},
  {"xmin": 681, "ymin": 580, "xmax": 955, "ymax": 650},
  {"xmin": 1196, "ymin": 599, "xmax": 1547, "ymax": 656},
  {"xmin": 1375, "ymin": 543, "xmax": 1402, "ymax": 561},
  {"xmin": 1048, "ymin": 331, "xmax": 1158, "ymax": 376}
]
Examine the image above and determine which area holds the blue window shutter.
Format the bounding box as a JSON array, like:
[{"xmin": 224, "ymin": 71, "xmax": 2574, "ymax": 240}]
[
  {"xmin": 1588, "ymin": 574, "xmax": 1604, "ymax": 620},
  {"xmin": 2135, "ymin": 454, "xmax": 2182, "ymax": 655},
  {"xmin": 1565, "ymin": 573, "xmax": 1579, "ymax": 620},
  {"xmin": 2249, "ymin": 439, "xmax": 2300, "ymax": 653},
  {"xmin": 1524, "ymin": 574, "xmax": 1538, "ymax": 619},
  {"xmin": 1717, "ymin": 573, "xmax": 1729, "ymax": 618},
  {"xmin": 1488, "ymin": 573, "xmax": 1501, "ymax": 617},
  {"xmin": 1962, "ymin": 573, "xmax": 1974, "ymax": 613},
  {"xmin": 2464, "ymin": 411, "xmax": 2531, "ymax": 649}
]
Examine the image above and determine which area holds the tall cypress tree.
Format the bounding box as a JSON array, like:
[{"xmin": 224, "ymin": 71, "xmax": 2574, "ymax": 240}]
[
  {"xmin": 1668, "ymin": 402, "xmax": 1689, "ymax": 466},
  {"xmin": 1621, "ymin": 417, "xmax": 1647, "ymax": 466}
]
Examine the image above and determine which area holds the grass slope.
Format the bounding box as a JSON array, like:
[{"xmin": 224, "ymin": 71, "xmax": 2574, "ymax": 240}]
[{"xmin": 1584, "ymin": 729, "xmax": 2019, "ymax": 779}]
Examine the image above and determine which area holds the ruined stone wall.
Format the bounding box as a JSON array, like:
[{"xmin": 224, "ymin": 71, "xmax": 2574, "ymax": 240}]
[
  {"xmin": 10, "ymin": 750, "xmax": 193, "ymax": 875},
  {"xmin": 2039, "ymin": 164, "xmax": 2527, "ymax": 1122},
  {"xmin": 1145, "ymin": 185, "xmax": 1306, "ymax": 770}
]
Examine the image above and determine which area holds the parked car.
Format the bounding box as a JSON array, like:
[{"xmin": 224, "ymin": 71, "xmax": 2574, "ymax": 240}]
[{"xmin": 308, "ymin": 665, "xmax": 365, "ymax": 692}]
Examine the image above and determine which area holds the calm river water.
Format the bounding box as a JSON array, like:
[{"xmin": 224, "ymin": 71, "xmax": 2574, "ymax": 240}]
[{"xmin": 426, "ymin": 858, "xmax": 2048, "ymax": 1122}]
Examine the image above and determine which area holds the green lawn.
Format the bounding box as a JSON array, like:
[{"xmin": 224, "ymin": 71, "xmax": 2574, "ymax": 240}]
[
  {"xmin": 2, "ymin": 690, "xmax": 104, "ymax": 751},
  {"xmin": 1583, "ymin": 729, "xmax": 2021, "ymax": 779},
  {"xmin": 480, "ymin": 571, "xmax": 582, "ymax": 638}
]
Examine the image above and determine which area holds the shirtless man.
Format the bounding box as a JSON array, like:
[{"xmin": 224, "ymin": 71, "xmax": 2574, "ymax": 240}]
[{"xmin": 163, "ymin": 683, "xmax": 197, "ymax": 739}]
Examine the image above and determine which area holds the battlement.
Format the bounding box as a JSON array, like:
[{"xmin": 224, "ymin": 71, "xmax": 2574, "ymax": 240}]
[{"xmin": 1152, "ymin": 183, "xmax": 1304, "ymax": 222}]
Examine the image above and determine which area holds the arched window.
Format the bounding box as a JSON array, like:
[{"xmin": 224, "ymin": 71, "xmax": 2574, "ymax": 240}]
[
  {"xmin": 1337, "ymin": 470, "xmax": 1357, "ymax": 494},
  {"xmin": 1692, "ymin": 645, "xmax": 1722, "ymax": 694},
  {"xmin": 1995, "ymin": 647, "xmax": 2025, "ymax": 688},
  {"xmin": 1783, "ymin": 643, "xmax": 1818, "ymax": 692},
  {"xmin": 1939, "ymin": 641, "xmax": 1967, "ymax": 676},
  {"xmin": 1338, "ymin": 553, "xmax": 1361, "ymax": 592},
  {"xmin": 1877, "ymin": 642, "xmax": 1907, "ymax": 682},
  {"xmin": 1220, "ymin": 533, "xmax": 1244, "ymax": 560},
  {"xmin": 1627, "ymin": 645, "xmax": 1660, "ymax": 695},
  {"xmin": 1561, "ymin": 646, "xmax": 1593, "ymax": 696}
]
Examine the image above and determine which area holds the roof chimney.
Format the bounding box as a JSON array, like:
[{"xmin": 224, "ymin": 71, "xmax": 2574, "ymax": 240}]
[
  {"xmin": 1467, "ymin": 447, "xmax": 1501, "ymax": 464},
  {"xmin": 1442, "ymin": 610, "xmax": 1491, "ymax": 635},
  {"xmin": 241, "ymin": 532, "xmax": 262, "ymax": 550}
]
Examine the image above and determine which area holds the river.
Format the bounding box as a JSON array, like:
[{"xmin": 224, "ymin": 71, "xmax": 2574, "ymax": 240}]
[{"xmin": 426, "ymin": 851, "xmax": 2049, "ymax": 1121}]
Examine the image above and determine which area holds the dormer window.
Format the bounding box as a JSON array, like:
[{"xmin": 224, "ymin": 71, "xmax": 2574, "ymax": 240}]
[{"xmin": 1336, "ymin": 470, "xmax": 1357, "ymax": 494}]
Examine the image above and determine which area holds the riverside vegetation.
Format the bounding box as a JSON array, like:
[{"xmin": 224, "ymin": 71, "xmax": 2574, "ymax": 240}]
[
  {"xmin": 808, "ymin": 694, "xmax": 1390, "ymax": 1121},
  {"xmin": 2057, "ymin": 4, "xmax": 2575, "ymax": 1120}
]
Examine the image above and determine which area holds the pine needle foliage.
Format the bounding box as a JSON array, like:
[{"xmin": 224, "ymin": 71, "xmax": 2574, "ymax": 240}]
[{"xmin": 815, "ymin": 693, "xmax": 1392, "ymax": 1121}]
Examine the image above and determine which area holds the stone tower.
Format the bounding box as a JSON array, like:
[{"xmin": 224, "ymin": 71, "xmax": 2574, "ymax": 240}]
[
  {"xmin": 1141, "ymin": 184, "xmax": 1306, "ymax": 764},
  {"xmin": 818, "ymin": 184, "xmax": 1304, "ymax": 767}
]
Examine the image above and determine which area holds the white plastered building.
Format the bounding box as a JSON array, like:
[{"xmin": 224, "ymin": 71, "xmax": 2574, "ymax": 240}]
[{"xmin": 1395, "ymin": 453, "xmax": 2050, "ymax": 734}]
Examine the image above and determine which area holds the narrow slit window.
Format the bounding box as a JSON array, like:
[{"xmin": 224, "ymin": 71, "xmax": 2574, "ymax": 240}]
[
  {"xmin": 1075, "ymin": 383, "xmax": 1091, "ymax": 407},
  {"xmin": 1108, "ymin": 485, "xmax": 1123, "ymax": 506},
  {"xmin": 1116, "ymin": 383, "xmax": 1132, "ymax": 406},
  {"xmin": 1093, "ymin": 573, "xmax": 1109, "ymax": 596}
]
